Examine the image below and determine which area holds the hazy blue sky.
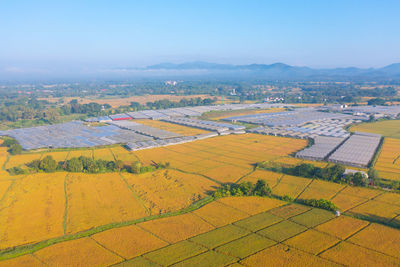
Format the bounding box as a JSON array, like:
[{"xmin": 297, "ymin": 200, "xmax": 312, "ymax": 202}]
[{"xmin": 1, "ymin": 0, "xmax": 400, "ymax": 70}]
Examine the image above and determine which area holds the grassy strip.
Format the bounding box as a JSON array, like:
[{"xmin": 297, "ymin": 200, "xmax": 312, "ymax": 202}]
[
  {"xmin": 62, "ymin": 174, "xmax": 70, "ymax": 234},
  {"xmin": 0, "ymin": 196, "xmax": 214, "ymax": 261}
]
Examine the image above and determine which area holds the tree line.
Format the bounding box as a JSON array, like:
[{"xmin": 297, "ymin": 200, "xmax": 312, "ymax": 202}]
[{"xmin": 8, "ymin": 155, "xmax": 168, "ymax": 175}]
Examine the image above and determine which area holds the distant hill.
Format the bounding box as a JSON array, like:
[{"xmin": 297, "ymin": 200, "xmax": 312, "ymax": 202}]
[{"xmin": 144, "ymin": 61, "xmax": 400, "ymax": 80}]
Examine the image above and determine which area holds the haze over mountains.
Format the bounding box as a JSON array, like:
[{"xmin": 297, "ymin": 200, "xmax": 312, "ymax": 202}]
[
  {"xmin": 2, "ymin": 61, "xmax": 400, "ymax": 82},
  {"xmin": 141, "ymin": 61, "xmax": 400, "ymax": 79}
]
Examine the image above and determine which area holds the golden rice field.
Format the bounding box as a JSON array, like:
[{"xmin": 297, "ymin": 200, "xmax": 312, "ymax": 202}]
[
  {"xmin": 65, "ymin": 172, "xmax": 147, "ymax": 234},
  {"xmin": 2, "ymin": 133, "xmax": 400, "ymax": 266},
  {"xmin": 350, "ymin": 119, "xmax": 400, "ymax": 139},
  {"xmin": 374, "ymin": 138, "xmax": 400, "ymax": 181},
  {"xmin": 2, "ymin": 196, "xmax": 400, "ymax": 266},
  {"xmin": 134, "ymin": 119, "xmax": 210, "ymax": 136}
]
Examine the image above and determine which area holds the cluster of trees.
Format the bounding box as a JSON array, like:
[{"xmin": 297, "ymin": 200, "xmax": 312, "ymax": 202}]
[
  {"xmin": 213, "ymin": 180, "xmax": 271, "ymax": 198},
  {"xmin": 257, "ymin": 161, "xmax": 370, "ymax": 186},
  {"xmin": 367, "ymin": 98, "xmax": 386, "ymax": 106},
  {"xmin": 0, "ymin": 138, "xmax": 22, "ymax": 155},
  {"xmin": 9, "ymin": 155, "xmax": 168, "ymax": 175},
  {"xmin": 299, "ymin": 198, "xmax": 338, "ymax": 211}
]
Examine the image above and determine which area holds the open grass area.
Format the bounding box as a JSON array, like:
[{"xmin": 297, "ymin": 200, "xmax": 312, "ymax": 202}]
[{"xmin": 349, "ymin": 119, "xmax": 400, "ymax": 139}]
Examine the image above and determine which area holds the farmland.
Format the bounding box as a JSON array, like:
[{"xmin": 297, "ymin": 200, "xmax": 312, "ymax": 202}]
[
  {"xmin": 350, "ymin": 119, "xmax": 400, "ymax": 138},
  {"xmin": 1, "ymin": 124, "xmax": 400, "ymax": 265},
  {"xmin": 39, "ymin": 94, "xmax": 211, "ymax": 108},
  {"xmin": 374, "ymin": 138, "xmax": 400, "ymax": 181},
  {"xmin": 2, "ymin": 196, "xmax": 400, "ymax": 266}
]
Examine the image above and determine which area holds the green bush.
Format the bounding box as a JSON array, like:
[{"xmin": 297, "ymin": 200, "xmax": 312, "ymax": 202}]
[{"xmin": 299, "ymin": 198, "xmax": 338, "ymax": 211}]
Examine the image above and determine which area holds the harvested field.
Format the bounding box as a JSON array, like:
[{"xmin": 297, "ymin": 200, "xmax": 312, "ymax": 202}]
[
  {"xmin": 0, "ymin": 173, "xmax": 65, "ymax": 249},
  {"xmin": 143, "ymin": 240, "xmax": 207, "ymax": 266},
  {"xmin": 138, "ymin": 213, "xmax": 214, "ymax": 243},
  {"xmin": 34, "ymin": 237, "xmax": 122, "ymax": 266},
  {"xmin": 284, "ymin": 229, "xmax": 340, "ymax": 255},
  {"xmin": 241, "ymin": 244, "xmax": 338, "ymax": 267},
  {"xmin": 320, "ymin": 241, "xmax": 400, "ymax": 267},
  {"xmin": 121, "ymin": 169, "xmax": 218, "ymax": 214},
  {"xmin": 65, "ymin": 173, "xmax": 147, "ymax": 234},
  {"xmin": 91, "ymin": 225, "xmax": 168, "ymax": 259}
]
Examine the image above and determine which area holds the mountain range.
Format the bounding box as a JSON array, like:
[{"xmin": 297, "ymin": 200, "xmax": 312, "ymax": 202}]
[{"xmin": 141, "ymin": 61, "xmax": 400, "ymax": 80}]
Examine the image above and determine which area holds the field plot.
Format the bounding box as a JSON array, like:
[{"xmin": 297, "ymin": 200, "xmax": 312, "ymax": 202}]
[
  {"xmin": 34, "ymin": 237, "xmax": 122, "ymax": 266},
  {"xmin": 374, "ymin": 138, "xmax": 400, "ymax": 181},
  {"xmin": 144, "ymin": 240, "xmax": 207, "ymax": 266},
  {"xmin": 138, "ymin": 213, "xmax": 214, "ymax": 243},
  {"xmin": 350, "ymin": 119, "xmax": 400, "ymax": 138},
  {"xmin": 0, "ymin": 173, "xmax": 65, "ymax": 249},
  {"xmin": 374, "ymin": 192, "xmax": 400, "ymax": 206},
  {"xmin": 330, "ymin": 191, "xmax": 368, "ymax": 211},
  {"xmin": 93, "ymin": 147, "xmax": 115, "ymax": 161},
  {"xmin": 0, "ymin": 254, "xmax": 45, "ymax": 267},
  {"xmin": 172, "ymin": 250, "xmax": 238, "ymax": 267},
  {"xmin": 284, "ymin": 229, "xmax": 339, "ymax": 255},
  {"xmin": 217, "ymin": 196, "xmax": 284, "ymax": 215},
  {"xmin": 289, "ymin": 208, "xmax": 335, "ymax": 228},
  {"xmin": 241, "ymin": 244, "xmax": 338, "ymax": 267},
  {"xmin": 0, "ymin": 147, "xmax": 10, "ymax": 178},
  {"xmin": 201, "ymin": 108, "xmax": 286, "ymax": 120},
  {"xmin": 315, "ymin": 215, "xmax": 369, "ymax": 239},
  {"xmin": 3, "ymin": 196, "xmax": 400, "ymax": 266},
  {"xmin": 320, "ymin": 241, "xmax": 400, "ymax": 267},
  {"xmin": 199, "ymin": 164, "xmax": 250, "ymax": 183},
  {"xmin": 5, "ymin": 152, "xmax": 42, "ymax": 169},
  {"xmin": 192, "ymin": 201, "xmax": 249, "ymax": 227},
  {"xmin": 65, "ymin": 172, "xmax": 147, "ymax": 234},
  {"xmin": 110, "ymin": 146, "xmax": 137, "ymax": 163},
  {"xmin": 346, "ymin": 199, "xmax": 400, "ymax": 226},
  {"xmin": 241, "ymin": 169, "xmax": 283, "ymax": 187},
  {"xmin": 347, "ymin": 223, "xmax": 400, "ymax": 258},
  {"xmin": 134, "ymin": 119, "xmax": 209, "ymax": 136},
  {"xmin": 257, "ymin": 220, "xmax": 307, "ymax": 242},
  {"xmin": 40, "ymin": 151, "xmax": 70, "ymax": 162},
  {"xmin": 66, "ymin": 149, "xmax": 93, "ymax": 159},
  {"xmin": 189, "ymin": 224, "xmax": 250, "ymax": 249},
  {"xmin": 215, "ymin": 233, "xmax": 276, "ymax": 259},
  {"xmin": 298, "ymin": 179, "xmax": 345, "ymax": 200},
  {"xmin": 122, "ymin": 169, "xmax": 218, "ymax": 214},
  {"xmin": 91, "ymin": 225, "xmax": 168, "ymax": 259},
  {"xmin": 272, "ymin": 175, "xmax": 311, "ymax": 198}
]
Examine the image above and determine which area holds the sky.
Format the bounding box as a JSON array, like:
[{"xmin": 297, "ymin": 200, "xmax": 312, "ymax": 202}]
[{"xmin": 1, "ymin": 0, "xmax": 400, "ymax": 75}]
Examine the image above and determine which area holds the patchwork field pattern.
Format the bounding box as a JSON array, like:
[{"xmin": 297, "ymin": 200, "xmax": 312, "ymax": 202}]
[
  {"xmin": 374, "ymin": 138, "xmax": 400, "ymax": 181},
  {"xmin": 134, "ymin": 119, "xmax": 210, "ymax": 136},
  {"xmin": 2, "ymin": 197, "xmax": 400, "ymax": 266}
]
